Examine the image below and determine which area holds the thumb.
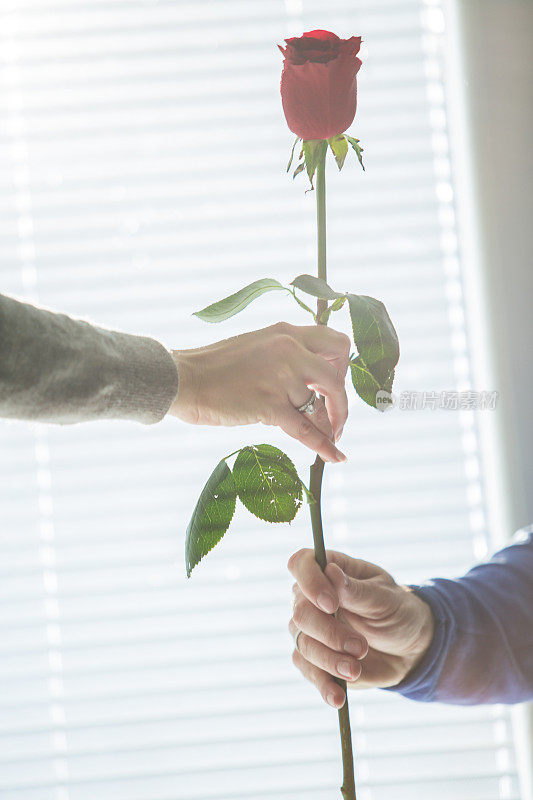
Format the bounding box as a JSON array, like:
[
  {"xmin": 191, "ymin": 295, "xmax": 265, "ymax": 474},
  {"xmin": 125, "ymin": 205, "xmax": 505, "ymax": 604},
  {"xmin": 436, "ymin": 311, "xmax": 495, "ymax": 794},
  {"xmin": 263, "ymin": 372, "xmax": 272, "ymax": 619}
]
[{"xmin": 326, "ymin": 562, "xmax": 394, "ymax": 619}]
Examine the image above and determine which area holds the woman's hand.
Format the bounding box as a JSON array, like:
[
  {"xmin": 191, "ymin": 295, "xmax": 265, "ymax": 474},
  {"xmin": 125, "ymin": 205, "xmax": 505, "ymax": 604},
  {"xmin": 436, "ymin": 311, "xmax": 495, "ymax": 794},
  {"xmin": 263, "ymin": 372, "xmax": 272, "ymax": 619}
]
[
  {"xmin": 169, "ymin": 322, "xmax": 351, "ymax": 463},
  {"xmin": 288, "ymin": 549, "xmax": 435, "ymax": 708}
]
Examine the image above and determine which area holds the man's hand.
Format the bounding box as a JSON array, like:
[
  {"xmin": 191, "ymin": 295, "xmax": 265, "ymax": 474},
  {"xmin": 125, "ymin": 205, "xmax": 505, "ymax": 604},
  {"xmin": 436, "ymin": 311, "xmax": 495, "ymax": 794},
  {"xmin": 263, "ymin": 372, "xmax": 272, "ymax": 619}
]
[
  {"xmin": 169, "ymin": 322, "xmax": 350, "ymax": 464},
  {"xmin": 287, "ymin": 549, "xmax": 435, "ymax": 708}
]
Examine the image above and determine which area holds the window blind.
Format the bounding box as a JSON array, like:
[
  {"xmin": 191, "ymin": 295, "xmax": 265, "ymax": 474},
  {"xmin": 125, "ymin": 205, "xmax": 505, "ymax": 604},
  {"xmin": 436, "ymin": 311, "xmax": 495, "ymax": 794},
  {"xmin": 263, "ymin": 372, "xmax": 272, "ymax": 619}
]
[{"xmin": 0, "ymin": 1, "xmax": 522, "ymax": 799}]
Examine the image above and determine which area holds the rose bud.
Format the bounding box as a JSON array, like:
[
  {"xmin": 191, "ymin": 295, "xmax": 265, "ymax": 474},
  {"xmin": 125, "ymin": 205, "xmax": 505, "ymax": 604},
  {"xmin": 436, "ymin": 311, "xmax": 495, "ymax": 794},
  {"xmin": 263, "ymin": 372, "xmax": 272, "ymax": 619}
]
[{"xmin": 279, "ymin": 30, "xmax": 362, "ymax": 141}]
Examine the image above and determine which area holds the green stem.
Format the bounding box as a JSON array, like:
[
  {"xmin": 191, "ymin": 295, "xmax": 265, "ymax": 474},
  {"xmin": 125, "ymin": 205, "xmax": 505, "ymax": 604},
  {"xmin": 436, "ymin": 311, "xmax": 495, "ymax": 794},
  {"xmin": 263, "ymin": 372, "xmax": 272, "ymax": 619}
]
[
  {"xmin": 309, "ymin": 151, "xmax": 356, "ymax": 800},
  {"xmin": 289, "ymin": 288, "xmax": 317, "ymax": 319},
  {"xmin": 223, "ymin": 448, "xmax": 243, "ymax": 461},
  {"xmin": 316, "ymin": 155, "xmax": 328, "ymax": 316}
]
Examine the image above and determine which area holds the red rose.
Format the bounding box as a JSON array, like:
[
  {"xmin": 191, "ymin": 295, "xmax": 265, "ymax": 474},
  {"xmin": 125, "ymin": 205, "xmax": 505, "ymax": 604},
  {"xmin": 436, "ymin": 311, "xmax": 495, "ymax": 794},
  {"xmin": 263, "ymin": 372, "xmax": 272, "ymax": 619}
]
[{"xmin": 279, "ymin": 30, "xmax": 362, "ymax": 141}]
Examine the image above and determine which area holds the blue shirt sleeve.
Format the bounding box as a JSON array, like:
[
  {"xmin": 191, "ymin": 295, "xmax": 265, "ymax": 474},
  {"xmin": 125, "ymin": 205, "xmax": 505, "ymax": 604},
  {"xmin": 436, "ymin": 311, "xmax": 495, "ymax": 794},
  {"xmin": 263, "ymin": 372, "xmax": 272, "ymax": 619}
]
[{"xmin": 388, "ymin": 527, "xmax": 533, "ymax": 705}]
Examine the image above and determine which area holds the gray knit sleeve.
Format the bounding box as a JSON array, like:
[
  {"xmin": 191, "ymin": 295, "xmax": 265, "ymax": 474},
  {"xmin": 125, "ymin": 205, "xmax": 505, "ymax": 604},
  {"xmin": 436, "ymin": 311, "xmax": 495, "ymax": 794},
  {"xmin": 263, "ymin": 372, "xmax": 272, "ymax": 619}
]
[{"xmin": 0, "ymin": 293, "xmax": 179, "ymax": 425}]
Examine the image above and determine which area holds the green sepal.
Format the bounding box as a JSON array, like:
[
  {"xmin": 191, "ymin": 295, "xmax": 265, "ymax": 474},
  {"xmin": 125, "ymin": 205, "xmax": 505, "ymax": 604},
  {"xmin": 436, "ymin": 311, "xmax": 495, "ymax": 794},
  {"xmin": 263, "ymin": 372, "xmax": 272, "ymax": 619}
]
[
  {"xmin": 185, "ymin": 459, "xmax": 237, "ymax": 577},
  {"xmin": 193, "ymin": 278, "xmax": 286, "ymax": 323},
  {"xmin": 345, "ymin": 135, "xmax": 365, "ymax": 171},
  {"xmin": 293, "ymin": 162, "xmax": 305, "ymax": 179},
  {"xmin": 287, "ymin": 136, "xmax": 301, "ymax": 172},
  {"xmin": 232, "ymin": 444, "xmax": 303, "ymax": 524},
  {"xmin": 291, "ymin": 274, "xmax": 345, "ymax": 301},
  {"xmin": 302, "ymin": 139, "xmax": 328, "ymax": 187},
  {"xmin": 328, "ymin": 135, "xmax": 349, "ymax": 171}
]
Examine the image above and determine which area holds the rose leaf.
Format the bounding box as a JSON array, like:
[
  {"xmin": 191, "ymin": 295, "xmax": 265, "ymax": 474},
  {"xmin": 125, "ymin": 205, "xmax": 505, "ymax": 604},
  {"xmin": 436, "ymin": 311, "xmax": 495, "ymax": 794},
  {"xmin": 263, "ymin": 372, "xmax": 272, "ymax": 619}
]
[
  {"xmin": 233, "ymin": 444, "xmax": 303, "ymax": 524},
  {"xmin": 185, "ymin": 459, "xmax": 237, "ymax": 577}
]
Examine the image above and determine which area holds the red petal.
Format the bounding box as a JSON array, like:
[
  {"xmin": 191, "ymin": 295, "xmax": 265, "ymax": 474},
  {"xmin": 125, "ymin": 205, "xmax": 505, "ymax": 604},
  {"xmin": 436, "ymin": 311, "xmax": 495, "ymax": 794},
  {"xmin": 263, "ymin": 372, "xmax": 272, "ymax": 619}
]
[
  {"xmin": 340, "ymin": 36, "xmax": 362, "ymax": 56},
  {"xmin": 280, "ymin": 55, "xmax": 360, "ymax": 140},
  {"xmin": 302, "ymin": 29, "xmax": 340, "ymax": 42}
]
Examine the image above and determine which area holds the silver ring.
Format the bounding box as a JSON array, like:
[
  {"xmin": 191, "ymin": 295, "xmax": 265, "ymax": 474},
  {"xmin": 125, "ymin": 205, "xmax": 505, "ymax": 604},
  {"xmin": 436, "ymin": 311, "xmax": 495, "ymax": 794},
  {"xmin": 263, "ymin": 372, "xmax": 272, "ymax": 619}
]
[
  {"xmin": 297, "ymin": 391, "xmax": 317, "ymax": 414},
  {"xmin": 294, "ymin": 629, "xmax": 304, "ymax": 653}
]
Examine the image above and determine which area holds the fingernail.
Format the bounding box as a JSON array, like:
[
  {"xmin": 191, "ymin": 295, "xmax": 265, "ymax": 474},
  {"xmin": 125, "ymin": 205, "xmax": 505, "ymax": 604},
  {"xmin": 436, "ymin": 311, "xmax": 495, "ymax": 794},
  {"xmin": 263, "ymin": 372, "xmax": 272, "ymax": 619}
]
[
  {"xmin": 337, "ymin": 660, "xmax": 355, "ymax": 679},
  {"xmin": 327, "ymin": 692, "xmax": 338, "ymax": 708},
  {"xmin": 339, "ymin": 568, "xmax": 349, "ymax": 587},
  {"xmin": 317, "ymin": 592, "xmax": 336, "ymax": 614},
  {"xmin": 335, "ymin": 451, "xmax": 347, "ymax": 463},
  {"xmin": 345, "ymin": 638, "xmax": 364, "ymax": 658},
  {"xmin": 336, "ymin": 427, "xmax": 344, "ymax": 442}
]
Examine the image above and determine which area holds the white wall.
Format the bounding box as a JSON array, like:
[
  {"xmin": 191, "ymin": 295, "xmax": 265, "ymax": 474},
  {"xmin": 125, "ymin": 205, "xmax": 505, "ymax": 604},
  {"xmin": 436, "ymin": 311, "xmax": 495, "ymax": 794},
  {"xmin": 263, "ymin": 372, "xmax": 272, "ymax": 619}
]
[
  {"xmin": 453, "ymin": 0, "xmax": 533, "ymax": 534},
  {"xmin": 449, "ymin": 3, "xmax": 533, "ymax": 797}
]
